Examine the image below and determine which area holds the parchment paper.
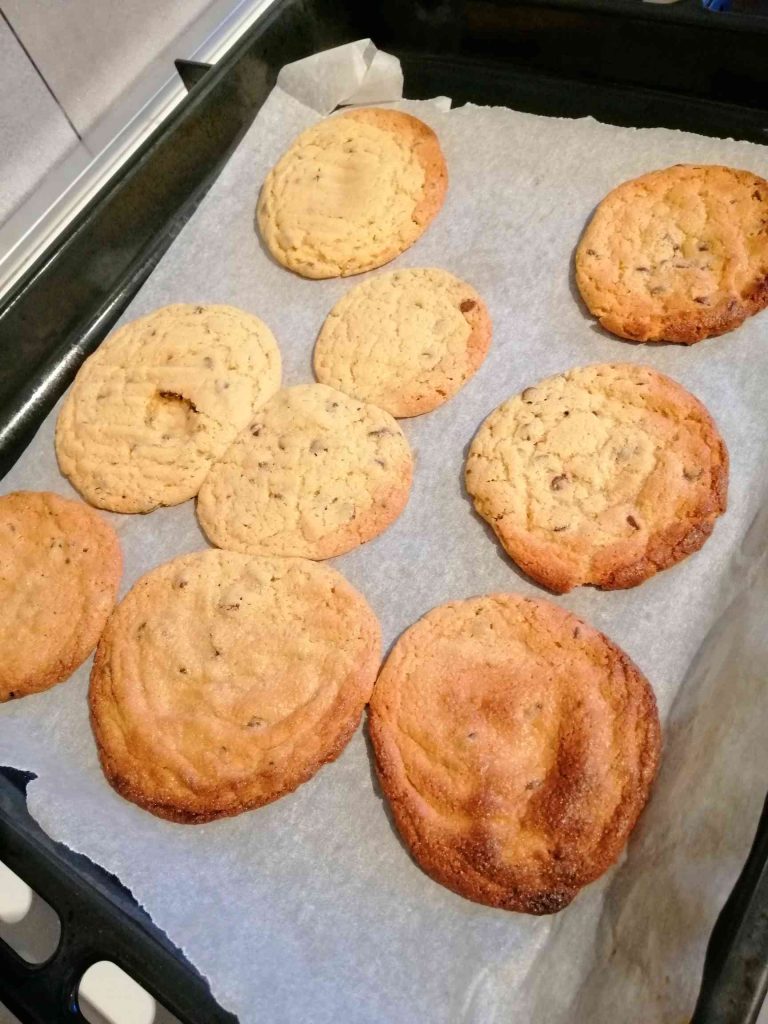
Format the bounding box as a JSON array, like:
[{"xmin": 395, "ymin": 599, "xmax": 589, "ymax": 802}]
[{"xmin": 2, "ymin": 40, "xmax": 768, "ymax": 1023}]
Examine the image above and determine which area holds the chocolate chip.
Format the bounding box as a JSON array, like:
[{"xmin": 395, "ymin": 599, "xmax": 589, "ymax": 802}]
[
  {"xmin": 179, "ymin": 667, "xmax": 188, "ymax": 674},
  {"xmin": 521, "ymin": 388, "xmax": 536, "ymax": 403},
  {"xmin": 627, "ymin": 515, "xmax": 640, "ymax": 529},
  {"xmin": 553, "ymin": 525, "xmax": 568, "ymax": 532},
  {"xmin": 460, "ymin": 299, "xmax": 476, "ymax": 313},
  {"xmin": 467, "ymin": 731, "xmax": 477, "ymax": 740},
  {"xmin": 683, "ymin": 467, "xmax": 702, "ymax": 481},
  {"xmin": 368, "ymin": 428, "xmax": 392, "ymax": 438},
  {"xmin": 257, "ymin": 461, "xmax": 270, "ymax": 469},
  {"xmin": 694, "ymin": 296, "xmax": 709, "ymax": 305},
  {"xmin": 550, "ymin": 474, "xmax": 568, "ymax": 491},
  {"xmin": 573, "ymin": 626, "xmax": 581, "ymax": 639},
  {"xmin": 586, "ymin": 248, "xmax": 598, "ymax": 256},
  {"xmin": 250, "ymin": 425, "xmax": 262, "ymax": 437},
  {"xmin": 246, "ymin": 717, "xmax": 264, "ymax": 729},
  {"xmin": 698, "ymin": 242, "xmax": 710, "ymax": 252},
  {"xmin": 753, "ymin": 189, "xmax": 763, "ymax": 201},
  {"xmin": 176, "ymin": 579, "xmax": 188, "ymax": 589},
  {"xmin": 223, "ymin": 603, "xmax": 240, "ymax": 611},
  {"xmin": 195, "ymin": 305, "xmax": 205, "ymax": 313},
  {"xmin": 635, "ymin": 266, "xmax": 649, "ymax": 273}
]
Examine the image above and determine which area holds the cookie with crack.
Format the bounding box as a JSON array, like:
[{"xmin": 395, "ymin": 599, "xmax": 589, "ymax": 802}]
[
  {"xmin": 576, "ymin": 164, "xmax": 768, "ymax": 343},
  {"xmin": 314, "ymin": 268, "xmax": 491, "ymax": 417},
  {"xmin": 90, "ymin": 550, "xmax": 380, "ymax": 822},
  {"xmin": 56, "ymin": 304, "xmax": 281, "ymax": 513},
  {"xmin": 0, "ymin": 491, "xmax": 121, "ymax": 701},
  {"xmin": 369, "ymin": 594, "xmax": 660, "ymax": 913},
  {"xmin": 197, "ymin": 383, "xmax": 413, "ymax": 559},
  {"xmin": 465, "ymin": 364, "xmax": 728, "ymax": 593},
  {"xmin": 257, "ymin": 108, "xmax": 448, "ymax": 278}
]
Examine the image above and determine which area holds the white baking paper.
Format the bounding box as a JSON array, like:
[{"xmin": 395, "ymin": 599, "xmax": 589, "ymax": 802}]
[{"xmin": 1, "ymin": 40, "xmax": 767, "ymax": 1024}]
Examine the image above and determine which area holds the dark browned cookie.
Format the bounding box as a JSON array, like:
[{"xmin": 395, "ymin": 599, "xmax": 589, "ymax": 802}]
[
  {"xmin": 0, "ymin": 491, "xmax": 122, "ymax": 701},
  {"xmin": 369, "ymin": 594, "xmax": 661, "ymax": 913},
  {"xmin": 576, "ymin": 164, "xmax": 768, "ymax": 344}
]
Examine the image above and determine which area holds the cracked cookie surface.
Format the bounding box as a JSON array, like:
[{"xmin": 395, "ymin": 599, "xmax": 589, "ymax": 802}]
[
  {"xmin": 313, "ymin": 267, "xmax": 491, "ymax": 417},
  {"xmin": 197, "ymin": 383, "xmax": 413, "ymax": 559},
  {"xmin": 369, "ymin": 594, "xmax": 660, "ymax": 913},
  {"xmin": 576, "ymin": 164, "xmax": 768, "ymax": 343},
  {"xmin": 0, "ymin": 491, "xmax": 122, "ymax": 701},
  {"xmin": 90, "ymin": 550, "xmax": 381, "ymax": 823},
  {"xmin": 257, "ymin": 108, "xmax": 448, "ymax": 279},
  {"xmin": 465, "ymin": 364, "xmax": 728, "ymax": 593},
  {"xmin": 56, "ymin": 304, "xmax": 281, "ymax": 513}
]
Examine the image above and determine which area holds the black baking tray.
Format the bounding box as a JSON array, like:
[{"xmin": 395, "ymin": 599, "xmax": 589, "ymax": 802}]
[{"xmin": 1, "ymin": 1, "xmax": 767, "ymax": 1021}]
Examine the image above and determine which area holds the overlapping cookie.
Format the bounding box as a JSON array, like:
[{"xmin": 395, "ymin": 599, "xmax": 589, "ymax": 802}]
[
  {"xmin": 56, "ymin": 304, "xmax": 281, "ymax": 512},
  {"xmin": 198, "ymin": 384, "xmax": 413, "ymax": 559}
]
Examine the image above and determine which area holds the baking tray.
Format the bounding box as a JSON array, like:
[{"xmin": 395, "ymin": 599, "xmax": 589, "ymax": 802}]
[{"xmin": 1, "ymin": 1, "xmax": 767, "ymax": 1021}]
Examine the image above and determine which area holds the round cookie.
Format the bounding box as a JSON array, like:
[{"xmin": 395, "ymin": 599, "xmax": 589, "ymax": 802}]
[
  {"xmin": 0, "ymin": 491, "xmax": 122, "ymax": 701},
  {"xmin": 314, "ymin": 268, "xmax": 492, "ymax": 417},
  {"xmin": 90, "ymin": 550, "xmax": 381, "ymax": 823},
  {"xmin": 576, "ymin": 164, "xmax": 768, "ymax": 343},
  {"xmin": 369, "ymin": 594, "xmax": 661, "ymax": 914},
  {"xmin": 197, "ymin": 383, "xmax": 413, "ymax": 559},
  {"xmin": 465, "ymin": 364, "xmax": 728, "ymax": 593},
  {"xmin": 56, "ymin": 304, "xmax": 281, "ymax": 513},
  {"xmin": 257, "ymin": 108, "xmax": 448, "ymax": 279}
]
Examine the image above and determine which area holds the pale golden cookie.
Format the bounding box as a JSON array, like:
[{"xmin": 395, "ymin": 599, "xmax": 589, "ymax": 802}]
[
  {"xmin": 314, "ymin": 268, "xmax": 491, "ymax": 417},
  {"xmin": 56, "ymin": 304, "xmax": 281, "ymax": 513},
  {"xmin": 576, "ymin": 164, "xmax": 768, "ymax": 343},
  {"xmin": 197, "ymin": 384, "xmax": 413, "ymax": 559},
  {"xmin": 0, "ymin": 491, "xmax": 122, "ymax": 701},
  {"xmin": 90, "ymin": 550, "xmax": 381, "ymax": 823},
  {"xmin": 369, "ymin": 594, "xmax": 661, "ymax": 914},
  {"xmin": 257, "ymin": 108, "xmax": 448, "ymax": 279},
  {"xmin": 465, "ymin": 364, "xmax": 728, "ymax": 593}
]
